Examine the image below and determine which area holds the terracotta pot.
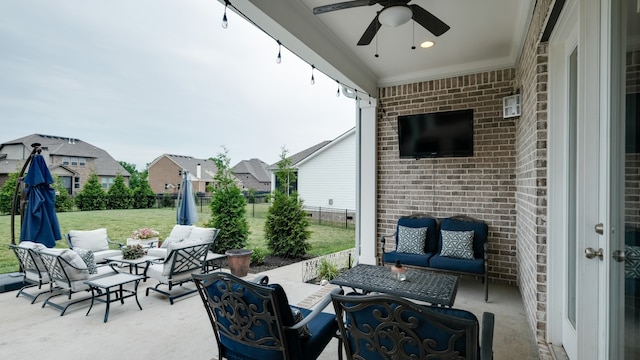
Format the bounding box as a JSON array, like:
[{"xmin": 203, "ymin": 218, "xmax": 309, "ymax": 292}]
[{"xmin": 225, "ymin": 249, "xmax": 254, "ymax": 277}]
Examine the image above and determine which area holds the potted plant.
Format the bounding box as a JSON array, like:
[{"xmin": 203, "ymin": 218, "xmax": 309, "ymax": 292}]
[
  {"xmin": 225, "ymin": 249, "xmax": 254, "ymax": 277},
  {"xmin": 122, "ymin": 244, "xmax": 145, "ymax": 260},
  {"xmin": 128, "ymin": 227, "xmax": 160, "ymax": 247}
]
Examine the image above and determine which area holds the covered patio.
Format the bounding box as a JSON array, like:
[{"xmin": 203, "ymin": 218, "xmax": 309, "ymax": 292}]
[{"xmin": 0, "ymin": 260, "xmax": 537, "ymax": 359}]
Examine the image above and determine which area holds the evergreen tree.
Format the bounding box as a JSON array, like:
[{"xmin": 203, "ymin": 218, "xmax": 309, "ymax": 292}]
[
  {"xmin": 265, "ymin": 147, "xmax": 311, "ymax": 258},
  {"xmin": 133, "ymin": 176, "xmax": 156, "ymax": 209},
  {"xmin": 52, "ymin": 175, "xmax": 74, "ymax": 212},
  {"xmin": 0, "ymin": 172, "xmax": 19, "ymax": 215},
  {"xmin": 107, "ymin": 174, "xmax": 133, "ymax": 209},
  {"xmin": 206, "ymin": 147, "xmax": 249, "ymax": 253},
  {"xmin": 75, "ymin": 173, "xmax": 107, "ymax": 210}
]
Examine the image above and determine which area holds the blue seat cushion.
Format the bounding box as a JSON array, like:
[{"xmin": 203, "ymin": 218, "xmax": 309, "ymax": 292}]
[
  {"xmin": 383, "ymin": 250, "xmax": 433, "ymax": 267},
  {"xmin": 429, "ymin": 254, "xmax": 485, "ymax": 274},
  {"xmin": 423, "ymin": 305, "xmax": 481, "ymax": 358},
  {"xmin": 293, "ymin": 306, "xmax": 339, "ymax": 359}
]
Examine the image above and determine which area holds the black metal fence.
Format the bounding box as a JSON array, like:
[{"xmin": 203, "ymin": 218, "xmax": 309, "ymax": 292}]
[{"xmin": 303, "ymin": 206, "xmax": 356, "ymax": 229}]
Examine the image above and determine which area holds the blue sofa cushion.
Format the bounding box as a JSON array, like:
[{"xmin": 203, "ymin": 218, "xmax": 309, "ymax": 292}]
[
  {"xmin": 383, "ymin": 250, "xmax": 433, "ymax": 267},
  {"xmin": 395, "ymin": 216, "xmax": 439, "ymax": 253},
  {"xmin": 429, "ymin": 254, "xmax": 485, "ymax": 274},
  {"xmin": 439, "ymin": 217, "xmax": 488, "ymax": 259}
]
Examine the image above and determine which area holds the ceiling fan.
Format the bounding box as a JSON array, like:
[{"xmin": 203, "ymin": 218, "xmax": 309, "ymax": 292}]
[{"xmin": 313, "ymin": 0, "xmax": 450, "ymax": 46}]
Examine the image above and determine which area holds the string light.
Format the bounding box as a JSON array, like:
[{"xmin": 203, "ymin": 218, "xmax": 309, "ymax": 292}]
[
  {"xmin": 310, "ymin": 65, "xmax": 315, "ymax": 85},
  {"xmin": 276, "ymin": 41, "xmax": 282, "ymax": 64},
  {"xmin": 222, "ymin": 1, "xmax": 229, "ymax": 29},
  {"xmin": 218, "ymin": 1, "xmax": 371, "ymax": 100}
]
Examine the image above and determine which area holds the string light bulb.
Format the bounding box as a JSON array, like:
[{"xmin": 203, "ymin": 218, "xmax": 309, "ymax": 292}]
[
  {"xmin": 222, "ymin": 1, "xmax": 229, "ymax": 29},
  {"xmin": 310, "ymin": 65, "xmax": 315, "ymax": 85},
  {"xmin": 336, "ymin": 80, "xmax": 341, "ymax": 97},
  {"xmin": 276, "ymin": 41, "xmax": 282, "ymax": 64}
]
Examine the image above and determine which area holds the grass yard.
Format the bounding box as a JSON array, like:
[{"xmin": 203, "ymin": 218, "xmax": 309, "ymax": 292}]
[{"xmin": 0, "ymin": 203, "xmax": 355, "ymax": 274}]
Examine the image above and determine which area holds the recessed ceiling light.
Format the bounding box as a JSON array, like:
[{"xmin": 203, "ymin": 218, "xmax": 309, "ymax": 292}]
[{"xmin": 420, "ymin": 40, "xmax": 435, "ymax": 49}]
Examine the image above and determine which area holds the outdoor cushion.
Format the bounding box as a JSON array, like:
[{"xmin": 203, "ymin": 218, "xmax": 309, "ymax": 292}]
[
  {"xmin": 161, "ymin": 225, "xmax": 193, "ymax": 248},
  {"xmin": 395, "ymin": 216, "xmax": 439, "ymax": 253},
  {"xmin": 187, "ymin": 227, "xmax": 217, "ymax": 242},
  {"xmin": 440, "ymin": 230, "xmax": 475, "ymax": 259},
  {"xmin": 39, "ymin": 248, "xmax": 89, "ymax": 281},
  {"xmin": 396, "ymin": 225, "xmax": 427, "ymax": 254},
  {"xmin": 382, "ymin": 250, "xmax": 433, "ymax": 268},
  {"xmin": 428, "ymin": 255, "xmax": 485, "ymax": 274},
  {"xmin": 73, "ymin": 248, "xmax": 98, "ymax": 274},
  {"xmin": 625, "ymin": 245, "xmax": 640, "ymax": 279},
  {"xmin": 439, "ymin": 217, "xmax": 488, "ymax": 259},
  {"xmin": 18, "ymin": 241, "xmax": 47, "ymax": 271},
  {"xmin": 68, "ymin": 228, "xmax": 110, "ymax": 252}
]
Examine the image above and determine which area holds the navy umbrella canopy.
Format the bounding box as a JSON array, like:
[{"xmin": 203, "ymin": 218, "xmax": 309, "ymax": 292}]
[
  {"xmin": 19, "ymin": 153, "xmax": 61, "ymax": 248},
  {"xmin": 176, "ymin": 170, "xmax": 198, "ymax": 225}
]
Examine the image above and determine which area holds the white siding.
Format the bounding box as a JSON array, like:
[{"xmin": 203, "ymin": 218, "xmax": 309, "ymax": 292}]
[{"xmin": 297, "ymin": 131, "xmax": 355, "ymax": 209}]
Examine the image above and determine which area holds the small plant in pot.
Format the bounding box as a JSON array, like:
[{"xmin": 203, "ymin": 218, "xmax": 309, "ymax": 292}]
[{"xmin": 122, "ymin": 244, "xmax": 145, "ymax": 260}]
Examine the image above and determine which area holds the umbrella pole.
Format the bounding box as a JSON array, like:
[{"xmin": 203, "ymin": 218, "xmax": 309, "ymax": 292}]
[{"xmin": 10, "ymin": 143, "xmax": 41, "ymax": 246}]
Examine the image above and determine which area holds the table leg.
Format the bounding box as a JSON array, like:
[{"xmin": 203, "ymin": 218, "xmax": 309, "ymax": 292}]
[
  {"xmin": 119, "ymin": 284, "xmax": 125, "ymax": 304},
  {"xmin": 104, "ymin": 287, "xmax": 111, "ymax": 323},
  {"xmin": 86, "ymin": 287, "xmax": 96, "ymax": 317},
  {"xmin": 133, "ymin": 279, "xmax": 142, "ymax": 311}
]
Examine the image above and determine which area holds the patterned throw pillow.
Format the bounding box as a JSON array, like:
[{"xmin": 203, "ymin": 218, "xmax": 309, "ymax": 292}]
[
  {"xmin": 291, "ymin": 307, "xmax": 312, "ymax": 338},
  {"xmin": 440, "ymin": 230, "xmax": 475, "ymax": 260},
  {"xmin": 625, "ymin": 245, "xmax": 640, "ymax": 279},
  {"xmin": 396, "ymin": 225, "xmax": 427, "ymax": 254},
  {"xmin": 73, "ymin": 248, "xmax": 98, "ymax": 274}
]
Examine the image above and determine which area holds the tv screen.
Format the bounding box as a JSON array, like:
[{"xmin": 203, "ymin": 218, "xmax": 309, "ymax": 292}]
[{"xmin": 398, "ymin": 109, "xmax": 474, "ymax": 159}]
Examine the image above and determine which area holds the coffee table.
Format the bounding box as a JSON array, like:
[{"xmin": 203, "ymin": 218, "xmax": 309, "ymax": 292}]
[
  {"xmin": 106, "ymin": 255, "xmax": 161, "ymax": 276},
  {"xmin": 85, "ymin": 273, "xmax": 144, "ymax": 322},
  {"xmin": 330, "ymin": 264, "xmax": 459, "ymax": 307}
]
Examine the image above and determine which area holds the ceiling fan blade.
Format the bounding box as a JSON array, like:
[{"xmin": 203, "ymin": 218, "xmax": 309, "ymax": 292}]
[
  {"xmin": 313, "ymin": 0, "xmax": 376, "ymax": 15},
  {"xmin": 357, "ymin": 14, "xmax": 381, "ymax": 46},
  {"xmin": 410, "ymin": 4, "xmax": 450, "ymax": 36}
]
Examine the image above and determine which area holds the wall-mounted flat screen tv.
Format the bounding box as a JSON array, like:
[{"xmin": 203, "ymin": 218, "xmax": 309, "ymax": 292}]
[{"xmin": 398, "ymin": 109, "xmax": 474, "ymax": 159}]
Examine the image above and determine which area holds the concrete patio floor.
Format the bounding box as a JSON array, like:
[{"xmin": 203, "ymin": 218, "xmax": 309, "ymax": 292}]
[{"xmin": 0, "ymin": 261, "xmax": 539, "ymax": 359}]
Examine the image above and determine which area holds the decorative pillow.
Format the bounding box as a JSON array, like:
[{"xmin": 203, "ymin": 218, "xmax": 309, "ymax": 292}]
[
  {"xmin": 625, "ymin": 245, "xmax": 640, "ymax": 279},
  {"xmin": 68, "ymin": 228, "xmax": 109, "ymax": 252},
  {"xmin": 290, "ymin": 307, "xmax": 312, "ymax": 338},
  {"xmin": 188, "ymin": 227, "xmax": 217, "ymax": 243},
  {"xmin": 440, "ymin": 230, "xmax": 475, "ymax": 259},
  {"xmin": 396, "ymin": 225, "xmax": 427, "ymax": 254},
  {"xmin": 74, "ymin": 248, "xmax": 98, "ymax": 274}
]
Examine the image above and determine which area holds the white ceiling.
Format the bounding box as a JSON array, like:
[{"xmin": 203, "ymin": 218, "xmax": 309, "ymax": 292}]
[{"xmin": 234, "ymin": 0, "xmax": 535, "ymax": 95}]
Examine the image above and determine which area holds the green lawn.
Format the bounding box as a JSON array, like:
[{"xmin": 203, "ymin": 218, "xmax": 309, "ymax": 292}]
[{"xmin": 0, "ymin": 203, "xmax": 355, "ymax": 274}]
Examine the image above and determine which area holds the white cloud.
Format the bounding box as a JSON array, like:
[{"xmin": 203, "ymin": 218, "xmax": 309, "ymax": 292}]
[{"xmin": 0, "ymin": 0, "xmax": 355, "ymax": 170}]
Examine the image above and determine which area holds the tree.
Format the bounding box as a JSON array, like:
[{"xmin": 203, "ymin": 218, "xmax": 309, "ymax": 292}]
[
  {"xmin": 264, "ymin": 147, "xmax": 311, "ymax": 258},
  {"xmin": 0, "ymin": 172, "xmax": 19, "ymax": 215},
  {"xmin": 119, "ymin": 161, "xmax": 147, "ymax": 191},
  {"xmin": 206, "ymin": 147, "xmax": 249, "ymax": 253},
  {"xmin": 107, "ymin": 174, "xmax": 133, "ymax": 209},
  {"xmin": 52, "ymin": 175, "xmax": 74, "ymax": 212},
  {"xmin": 75, "ymin": 173, "xmax": 107, "ymax": 211},
  {"xmin": 133, "ymin": 176, "xmax": 156, "ymax": 209}
]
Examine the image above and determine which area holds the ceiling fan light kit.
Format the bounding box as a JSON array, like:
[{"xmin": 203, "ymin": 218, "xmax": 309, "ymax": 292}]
[{"xmin": 378, "ymin": 5, "xmax": 412, "ymax": 27}]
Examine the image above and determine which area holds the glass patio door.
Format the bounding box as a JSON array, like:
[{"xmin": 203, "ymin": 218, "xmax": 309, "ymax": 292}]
[{"xmin": 611, "ymin": 0, "xmax": 640, "ymax": 358}]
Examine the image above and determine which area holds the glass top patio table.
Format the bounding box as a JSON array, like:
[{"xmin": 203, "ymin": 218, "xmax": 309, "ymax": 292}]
[{"xmin": 330, "ymin": 264, "xmax": 459, "ymax": 307}]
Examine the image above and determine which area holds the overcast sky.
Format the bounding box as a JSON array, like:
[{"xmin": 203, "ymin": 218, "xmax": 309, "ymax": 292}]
[{"xmin": 0, "ymin": 0, "xmax": 356, "ymax": 170}]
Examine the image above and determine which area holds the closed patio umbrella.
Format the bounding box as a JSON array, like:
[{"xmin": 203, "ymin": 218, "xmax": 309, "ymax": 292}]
[
  {"xmin": 176, "ymin": 170, "xmax": 198, "ymax": 225},
  {"xmin": 19, "ymin": 152, "xmax": 61, "ymax": 248}
]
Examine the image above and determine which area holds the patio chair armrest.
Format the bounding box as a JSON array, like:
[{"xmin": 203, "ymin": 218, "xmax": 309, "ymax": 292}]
[
  {"xmin": 380, "ymin": 232, "xmax": 396, "ymax": 253},
  {"xmin": 107, "ymin": 237, "xmax": 124, "ymax": 249},
  {"xmin": 480, "ymin": 312, "xmax": 495, "ymax": 360},
  {"xmin": 287, "ymin": 287, "xmax": 344, "ymax": 331},
  {"xmin": 251, "ymin": 274, "xmax": 269, "ymax": 285}
]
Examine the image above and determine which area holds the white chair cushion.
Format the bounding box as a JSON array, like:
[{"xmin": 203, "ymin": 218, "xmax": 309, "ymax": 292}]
[
  {"xmin": 92, "ymin": 249, "xmax": 123, "ymax": 264},
  {"xmin": 188, "ymin": 227, "xmax": 217, "ymax": 242},
  {"xmin": 40, "ymin": 248, "xmax": 89, "ymax": 282},
  {"xmin": 18, "ymin": 241, "xmax": 47, "ymax": 272},
  {"xmin": 68, "ymin": 228, "xmax": 110, "ymax": 252},
  {"xmin": 160, "ymin": 225, "xmax": 194, "ymax": 248},
  {"xmin": 147, "ymin": 248, "xmax": 167, "ymax": 259}
]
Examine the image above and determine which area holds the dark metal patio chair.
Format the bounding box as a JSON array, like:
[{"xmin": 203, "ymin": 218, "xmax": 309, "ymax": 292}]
[
  {"xmin": 9, "ymin": 243, "xmax": 51, "ymax": 303},
  {"xmin": 331, "ymin": 292, "xmax": 495, "ymax": 360},
  {"xmin": 192, "ymin": 272, "xmax": 342, "ymax": 360}
]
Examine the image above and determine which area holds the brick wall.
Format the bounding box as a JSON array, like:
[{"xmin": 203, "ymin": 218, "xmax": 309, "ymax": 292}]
[
  {"xmin": 513, "ymin": 0, "xmax": 553, "ymax": 351},
  {"xmin": 626, "ymin": 50, "xmax": 640, "ymax": 228},
  {"xmin": 376, "ymin": 69, "xmax": 518, "ymax": 285}
]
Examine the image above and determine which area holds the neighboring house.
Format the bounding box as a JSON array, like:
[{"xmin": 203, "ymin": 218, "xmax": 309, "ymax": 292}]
[
  {"xmin": 295, "ymin": 128, "xmax": 355, "ymax": 210},
  {"xmin": 232, "ymin": 158, "xmax": 271, "ymax": 193},
  {"xmin": 239, "ymin": 1, "xmax": 633, "ymax": 358},
  {"xmin": 0, "ymin": 133, "xmax": 130, "ymax": 194},
  {"xmin": 148, "ymin": 154, "xmax": 217, "ymax": 195},
  {"xmin": 268, "ymin": 140, "xmax": 331, "ymax": 194}
]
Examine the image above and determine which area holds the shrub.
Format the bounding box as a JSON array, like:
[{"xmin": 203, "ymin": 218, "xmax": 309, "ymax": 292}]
[
  {"xmin": 251, "ymin": 248, "xmax": 266, "ymax": 265},
  {"xmin": 75, "ymin": 173, "xmax": 107, "ymax": 211},
  {"xmin": 53, "ymin": 176, "xmax": 74, "ymax": 212},
  {"xmin": 318, "ymin": 258, "xmax": 338, "ymax": 281},
  {"xmin": 107, "ymin": 174, "xmax": 132, "ymax": 209},
  {"xmin": 207, "ymin": 147, "xmax": 249, "ymax": 253},
  {"xmin": 161, "ymin": 193, "xmax": 174, "ymax": 208},
  {"xmin": 133, "ymin": 178, "xmax": 156, "ymax": 209},
  {"xmin": 0, "ymin": 172, "xmax": 19, "ymax": 215}
]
